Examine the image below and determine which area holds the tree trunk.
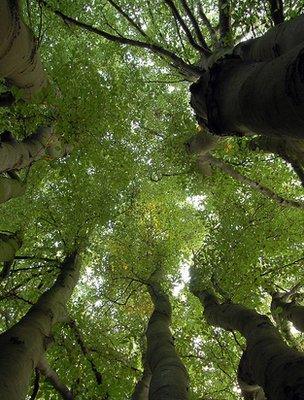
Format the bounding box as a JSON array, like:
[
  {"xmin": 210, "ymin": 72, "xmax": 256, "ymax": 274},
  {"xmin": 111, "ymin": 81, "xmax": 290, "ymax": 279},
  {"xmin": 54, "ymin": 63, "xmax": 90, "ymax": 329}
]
[
  {"xmin": 131, "ymin": 361, "xmax": 151, "ymax": 400},
  {"xmin": 0, "ymin": 176, "xmax": 26, "ymax": 203},
  {"xmin": 0, "ymin": 127, "xmax": 72, "ymax": 173},
  {"xmin": 238, "ymin": 351, "xmax": 266, "ymax": 400},
  {"xmin": 0, "ymin": 231, "xmax": 22, "ymax": 263},
  {"xmin": 37, "ymin": 356, "xmax": 73, "ymax": 400},
  {"xmin": 0, "ymin": 251, "xmax": 81, "ymax": 400},
  {"xmin": 0, "ymin": 0, "xmax": 48, "ymax": 101},
  {"xmin": 146, "ymin": 281, "xmax": 189, "ymax": 400},
  {"xmin": 190, "ymin": 15, "xmax": 304, "ymax": 140},
  {"xmin": 271, "ymin": 293, "xmax": 304, "ymax": 333},
  {"xmin": 248, "ymin": 136, "xmax": 304, "ymax": 187},
  {"xmin": 193, "ymin": 290, "xmax": 304, "ymax": 400}
]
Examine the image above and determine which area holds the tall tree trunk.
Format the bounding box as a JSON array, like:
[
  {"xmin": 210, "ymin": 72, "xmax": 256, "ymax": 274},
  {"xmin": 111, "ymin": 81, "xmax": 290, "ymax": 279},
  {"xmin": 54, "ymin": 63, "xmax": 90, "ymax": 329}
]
[
  {"xmin": 271, "ymin": 292, "xmax": 304, "ymax": 333},
  {"xmin": 0, "ymin": 127, "xmax": 72, "ymax": 173},
  {"xmin": 131, "ymin": 359, "xmax": 151, "ymax": 400},
  {"xmin": 146, "ymin": 280, "xmax": 189, "ymax": 400},
  {"xmin": 37, "ymin": 356, "xmax": 73, "ymax": 400},
  {"xmin": 248, "ymin": 136, "xmax": 304, "ymax": 187},
  {"xmin": 0, "ymin": 175, "xmax": 26, "ymax": 203},
  {"xmin": 190, "ymin": 14, "xmax": 304, "ymax": 140},
  {"xmin": 0, "ymin": 0, "xmax": 48, "ymax": 102},
  {"xmin": 0, "ymin": 251, "xmax": 81, "ymax": 400},
  {"xmin": 0, "ymin": 231, "xmax": 22, "ymax": 263},
  {"xmin": 192, "ymin": 289, "xmax": 304, "ymax": 399}
]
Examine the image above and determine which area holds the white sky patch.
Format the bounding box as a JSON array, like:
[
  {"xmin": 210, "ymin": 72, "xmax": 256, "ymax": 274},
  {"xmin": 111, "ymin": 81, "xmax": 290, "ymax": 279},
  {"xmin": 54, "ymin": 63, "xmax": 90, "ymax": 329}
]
[
  {"xmin": 186, "ymin": 195, "xmax": 206, "ymax": 211},
  {"xmin": 173, "ymin": 259, "xmax": 191, "ymax": 296},
  {"xmin": 290, "ymin": 323, "xmax": 302, "ymax": 336}
]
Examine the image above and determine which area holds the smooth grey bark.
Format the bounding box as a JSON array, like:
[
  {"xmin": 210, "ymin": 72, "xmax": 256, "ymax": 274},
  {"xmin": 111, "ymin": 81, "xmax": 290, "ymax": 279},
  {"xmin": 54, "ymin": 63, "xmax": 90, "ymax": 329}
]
[
  {"xmin": 0, "ymin": 0, "xmax": 48, "ymax": 101},
  {"xmin": 37, "ymin": 356, "xmax": 73, "ymax": 400},
  {"xmin": 0, "ymin": 127, "xmax": 72, "ymax": 173},
  {"xmin": 0, "ymin": 231, "xmax": 22, "ymax": 263},
  {"xmin": 237, "ymin": 351, "xmax": 266, "ymax": 400},
  {"xmin": 131, "ymin": 359, "xmax": 151, "ymax": 400},
  {"xmin": 0, "ymin": 251, "xmax": 81, "ymax": 400},
  {"xmin": 193, "ymin": 290, "xmax": 304, "ymax": 400},
  {"xmin": 0, "ymin": 175, "xmax": 26, "ymax": 203},
  {"xmin": 248, "ymin": 136, "xmax": 304, "ymax": 186},
  {"xmin": 271, "ymin": 291, "xmax": 304, "ymax": 333},
  {"xmin": 190, "ymin": 14, "xmax": 304, "ymax": 139},
  {"xmin": 146, "ymin": 280, "xmax": 189, "ymax": 400}
]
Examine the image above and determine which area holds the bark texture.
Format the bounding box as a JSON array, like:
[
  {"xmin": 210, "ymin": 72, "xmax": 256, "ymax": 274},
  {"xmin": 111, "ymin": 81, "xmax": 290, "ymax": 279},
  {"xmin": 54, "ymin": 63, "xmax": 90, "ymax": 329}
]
[
  {"xmin": 194, "ymin": 290, "xmax": 304, "ymax": 400},
  {"xmin": 0, "ymin": 231, "xmax": 22, "ymax": 263},
  {"xmin": 190, "ymin": 15, "xmax": 304, "ymax": 139},
  {"xmin": 37, "ymin": 356, "xmax": 73, "ymax": 400},
  {"xmin": 0, "ymin": 251, "xmax": 81, "ymax": 400},
  {"xmin": 0, "ymin": 126, "xmax": 72, "ymax": 173},
  {"xmin": 248, "ymin": 136, "xmax": 304, "ymax": 187},
  {"xmin": 271, "ymin": 292, "xmax": 304, "ymax": 333},
  {"xmin": 146, "ymin": 281, "xmax": 189, "ymax": 400},
  {"xmin": 0, "ymin": 0, "xmax": 47, "ymax": 101},
  {"xmin": 131, "ymin": 360, "xmax": 151, "ymax": 400},
  {"xmin": 0, "ymin": 175, "xmax": 26, "ymax": 203}
]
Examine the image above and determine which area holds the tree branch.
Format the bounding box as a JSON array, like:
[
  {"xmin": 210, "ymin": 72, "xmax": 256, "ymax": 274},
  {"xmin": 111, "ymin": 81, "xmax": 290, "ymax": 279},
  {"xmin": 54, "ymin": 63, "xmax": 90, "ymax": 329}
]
[
  {"xmin": 163, "ymin": 0, "xmax": 210, "ymax": 55},
  {"xmin": 37, "ymin": 357, "xmax": 73, "ymax": 400},
  {"xmin": 206, "ymin": 154, "xmax": 304, "ymax": 210},
  {"xmin": 179, "ymin": 0, "xmax": 211, "ymax": 52},
  {"xmin": 218, "ymin": 0, "xmax": 231, "ymax": 44},
  {"xmin": 40, "ymin": 0, "xmax": 202, "ymax": 81},
  {"xmin": 106, "ymin": 0, "xmax": 148, "ymax": 38},
  {"xmin": 198, "ymin": 4, "xmax": 218, "ymax": 45},
  {"xmin": 268, "ymin": 0, "xmax": 284, "ymax": 25}
]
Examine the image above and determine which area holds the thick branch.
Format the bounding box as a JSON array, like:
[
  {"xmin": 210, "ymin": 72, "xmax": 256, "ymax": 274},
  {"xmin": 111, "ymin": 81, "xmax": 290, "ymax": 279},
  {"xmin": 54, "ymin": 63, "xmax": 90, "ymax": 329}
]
[
  {"xmin": 191, "ymin": 289, "xmax": 304, "ymax": 399},
  {"xmin": 0, "ymin": 1, "xmax": 48, "ymax": 101},
  {"xmin": 198, "ymin": 4, "xmax": 218, "ymax": 45},
  {"xmin": 271, "ymin": 292, "xmax": 304, "ymax": 333},
  {"xmin": 218, "ymin": 0, "xmax": 231, "ymax": 44},
  {"xmin": 106, "ymin": 0, "xmax": 148, "ymax": 38},
  {"xmin": 0, "ymin": 251, "xmax": 81, "ymax": 400},
  {"xmin": 163, "ymin": 0, "xmax": 210, "ymax": 55},
  {"xmin": 37, "ymin": 356, "xmax": 73, "ymax": 400},
  {"xmin": 68, "ymin": 319, "xmax": 103, "ymax": 385},
  {"xmin": 247, "ymin": 136, "xmax": 304, "ymax": 187},
  {"xmin": 179, "ymin": 0, "xmax": 211, "ymax": 52},
  {"xmin": 0, "ymin": 126, "xmax": 72, "ymax": 173},
  {"xmin": 268, "ymin": 0, "xmax": 284, "ymax": 26},
  {"xmin": 41, "ymin": 1, "xmax": 201, "ymax": 81},
  {"xmin": 206, "ymin": 154, "xmax": 304, "ymax": 210}
]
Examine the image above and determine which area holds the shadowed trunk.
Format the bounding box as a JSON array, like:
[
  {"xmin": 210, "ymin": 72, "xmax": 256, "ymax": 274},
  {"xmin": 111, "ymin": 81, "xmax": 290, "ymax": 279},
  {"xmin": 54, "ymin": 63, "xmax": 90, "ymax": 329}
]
[
  {"xmin": 0, "ymin": 231, "xmax": 22, "ymax": 263},
  {"xmin": 37, "ymin": 356, "xmax": 73, "ymax": 400},
  {"xmin": 248, "ymin": 136, "xmax": 304, "ymax": 186},
  {"xmin": 271, "ymin": 292, "xmax": 304, "ymax": 333},
  {"xmin": 0, "ymin": 251, "xmax": 81, "ymax": 400},
  {"xmin": 238, "ymin": 351, "xmax": 266, "ymax": 400},
  {"xmin": 190, "ymin": 14, "xmax": 304, "ymax": 140},
  {"xmin": 193, "ymin": 290, "xmax": 304, "ymax": 400},
  {"xmin": 0, "ymin": 175, "xmax": 26, "ymax": 203},
  {"xmin": 146, "ymin": 280, "xmax": 189, "ymax": 400},
  {"xmin": 131, "ymin": 359, "xmax": 151, "ymax": 400},
  {"xmin": 0, "ymin": 0, "xmax": 47, "ymax": 102},
  {"xmin": 0, "ymin": 127, "xmax": 72, "ymax": 173}
]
